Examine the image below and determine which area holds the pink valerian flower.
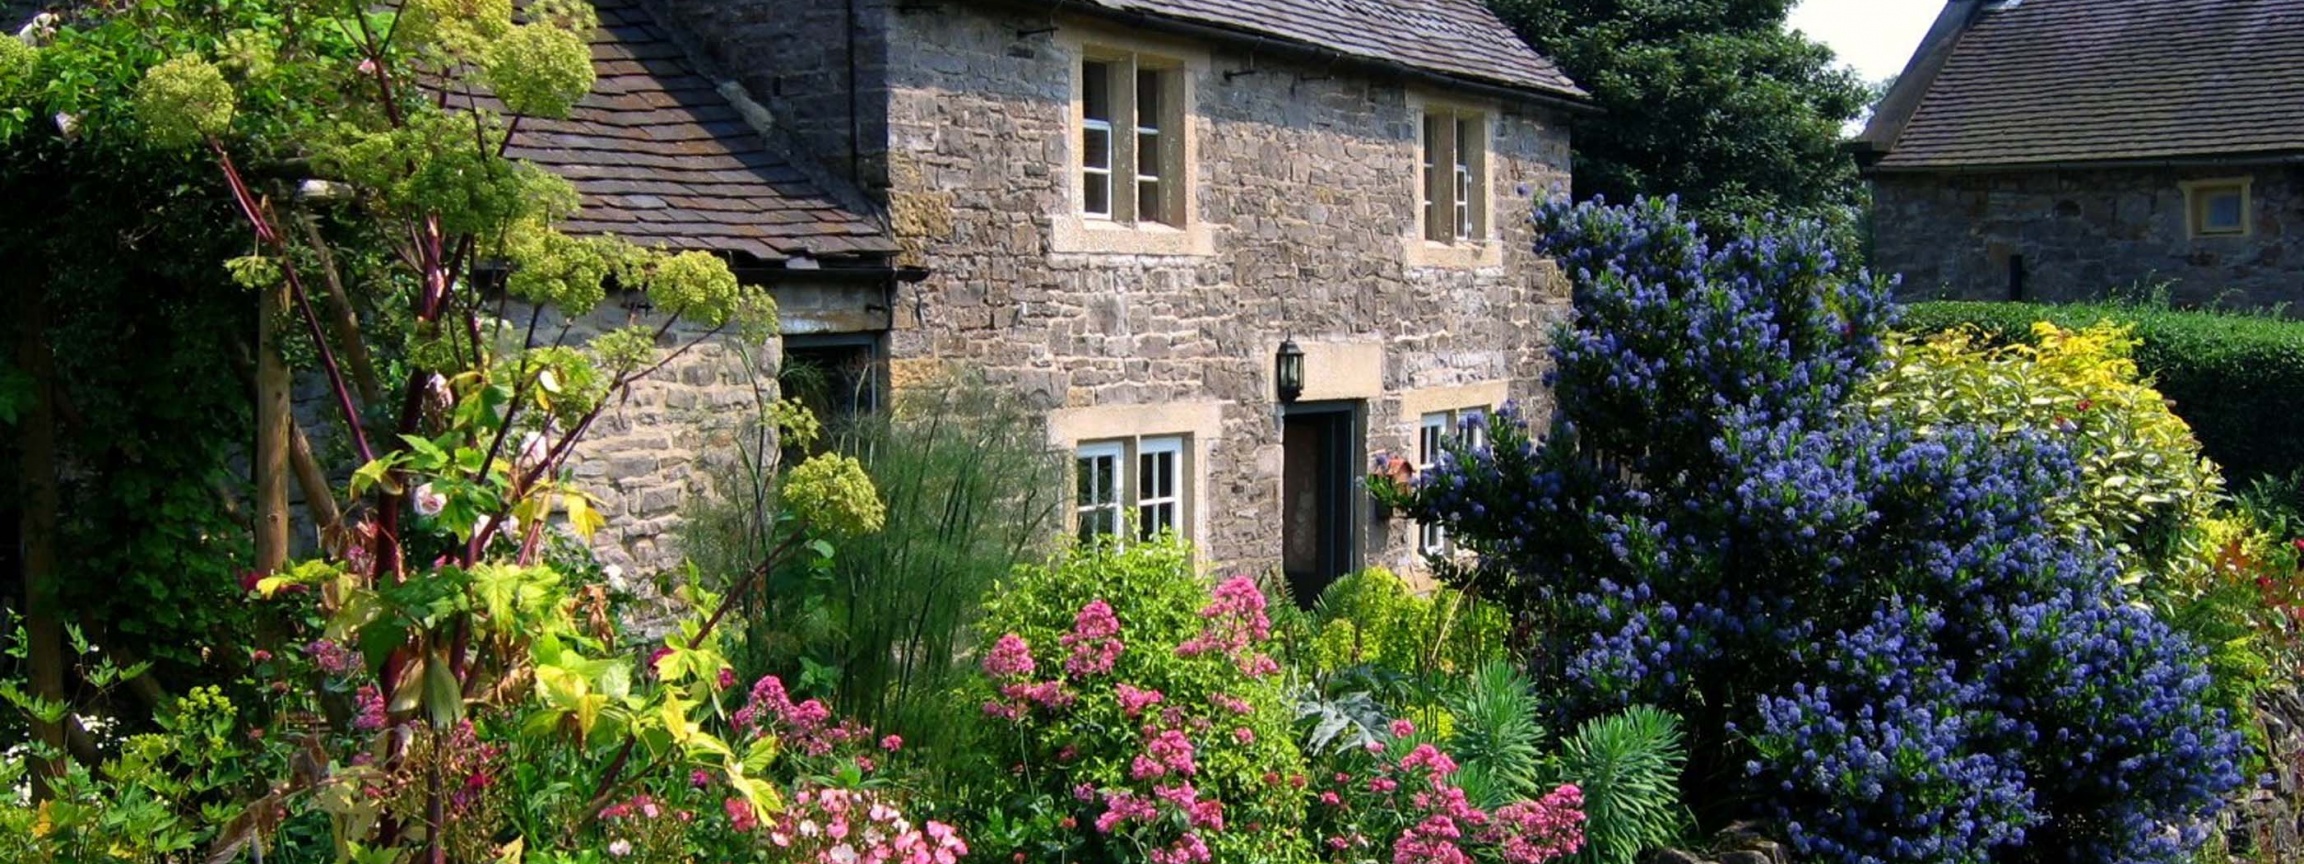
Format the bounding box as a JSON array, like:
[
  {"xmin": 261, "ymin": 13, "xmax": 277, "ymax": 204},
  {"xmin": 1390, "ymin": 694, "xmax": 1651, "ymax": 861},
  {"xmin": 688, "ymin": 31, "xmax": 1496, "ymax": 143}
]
[
  {"xmin": 304, "ymin": 639, "xmax": 361, "ymax": 677},
  {"xmin": 1096, "ymin": 790, "xmax": 1160, "ymax": 833},
  {"xmin": 733, "ymin": 674, "xmax": 856, "ymax": 756},
  {"xmin": 1060, "ymin": 599, "xmax": 1126, "ymax": 677},
  {"xmin": 718, "ymin": 666, "xmax": 739, "ymax": 689},
  {"xmin": 1394, "ymin": 813, "xmax": 1473, "ymax": 864},
  {"xmin": 352, "ymin": 684, "xmax": 388, "ymax": 732},
  {"xmin": 1391, "ymin": 718, "xmax": 1417, "ymax": 739},
  {"xmin": 1481, "ymin": 785, "xmax": 1585, "ymax": 864},
  {"xmin": 982, "ymin": 633, "xmax": 1037, "ymax": 678},
  {"xmin": 1117, "ymin": 683, "xmax": 1166, "ymax": 717},
  {"xmin": 881, "ymin": 734, "xmax": 904, "ymax": 751},
  {"xmin": 998, "ymin": 679, "xmax": 1075, "ymax": 711},
  {"xmin": 1208, "ymin": 692, "xmax": 1253, "ymax": 715},
  {"xmin": 1149, "ymin": 832, "xmax": 1213, "ymax": 864},
  {"xmin": 1232, "ymin": 727, "xmax": 1255, "ymax": 745},
  {"xmin": 725, "ymin": 796, "xmax": 760, "ymax": 833},
  {"xmin": 1131, "ymin": 728, "xmax": 1199, "ymax": 780},
  {"xmin": 1174, "ymin": 576, "xmax": 1280, "ymax": 677},
  {"xmin": 1399, "ymin": 743, "xmax": 1461, "ymax": 786}
]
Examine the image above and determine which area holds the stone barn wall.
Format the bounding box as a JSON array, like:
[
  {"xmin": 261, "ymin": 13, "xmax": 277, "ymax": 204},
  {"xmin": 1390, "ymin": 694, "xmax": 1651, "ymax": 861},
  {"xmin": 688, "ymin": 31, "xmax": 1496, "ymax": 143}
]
[{"xmin": 1873, "ymin": 166, "xmax": 2304, "ymax": 309}]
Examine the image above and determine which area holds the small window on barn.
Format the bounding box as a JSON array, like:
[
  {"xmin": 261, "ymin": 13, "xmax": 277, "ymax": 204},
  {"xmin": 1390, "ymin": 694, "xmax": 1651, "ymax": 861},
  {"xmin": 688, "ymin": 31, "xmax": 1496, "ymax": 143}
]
[{"xmin": 2184, "ymin": 178, "xmax": 2252, "ymax": 238}]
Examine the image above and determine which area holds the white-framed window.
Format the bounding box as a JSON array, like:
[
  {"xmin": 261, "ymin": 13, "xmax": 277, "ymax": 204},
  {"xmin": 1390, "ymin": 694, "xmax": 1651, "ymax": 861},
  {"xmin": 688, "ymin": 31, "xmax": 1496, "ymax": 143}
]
[
  {"xmin": 1420, "ymin": 109, "xmax": 1488, "ymax": 242},
  {"xmin": 1079, "ymin": 51, "xmax": 1183, "ymax": 225},
  {"xmin": 2184, "ymin": 178, "xmax": 2252, "ymax": 238},
  {"xmin": 1416, "ymin": 407, "xmax": 1491, "ymax": 555},
  {"xmin": 1076, "ymin": 441, "xmax": 1125, "ymax": 542},
  {"xmin": 1074, "ymin": 436, "xmax": 1191, "ymax": 544}
]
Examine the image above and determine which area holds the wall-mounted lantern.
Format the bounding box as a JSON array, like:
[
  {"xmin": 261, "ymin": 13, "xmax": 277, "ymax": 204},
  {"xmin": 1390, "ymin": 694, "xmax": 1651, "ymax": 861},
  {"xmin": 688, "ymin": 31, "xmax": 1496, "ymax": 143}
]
[{"xmin": 1275, "ymin": 337, "xmax": 1305, "ymax": 404}]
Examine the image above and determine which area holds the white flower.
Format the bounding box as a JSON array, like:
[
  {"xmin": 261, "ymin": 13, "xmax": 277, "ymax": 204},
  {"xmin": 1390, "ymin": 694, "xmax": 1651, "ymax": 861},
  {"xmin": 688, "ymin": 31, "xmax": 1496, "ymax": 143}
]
[
  {"xmin": 412, "ymin": 483, "xmax": 446, "ymax": 518},
  {"xmin": 606, "ymin": 839, "xmax": 632, "ymax": 857},
  {"xmin": 829, "ymin": 844, "xmax": 859, "ymax": 864},
  {"xmin": 52, "ymin": 113, "xmax": 77, "ymax": 139},
  {"xmin": 516, "ymin": 431, "xmax": 551, "ymax": 472},
  {"xmin": 798, "ymin": 819, "xmax": 822, "ymax": 838}
]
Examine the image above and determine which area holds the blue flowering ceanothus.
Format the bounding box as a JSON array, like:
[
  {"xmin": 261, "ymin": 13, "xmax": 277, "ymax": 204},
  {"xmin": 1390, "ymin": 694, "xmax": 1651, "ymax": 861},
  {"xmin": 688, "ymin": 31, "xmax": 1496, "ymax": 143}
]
[{"xmin": 1407, "ymin": 198, "xmax": 2244, "ymax": 864}]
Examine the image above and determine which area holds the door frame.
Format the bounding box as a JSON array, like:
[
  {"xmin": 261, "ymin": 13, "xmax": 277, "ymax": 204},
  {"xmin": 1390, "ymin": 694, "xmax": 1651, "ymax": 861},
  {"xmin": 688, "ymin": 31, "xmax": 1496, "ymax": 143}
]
[{"xmin": 1281, "ymin": 399, "xmax": 1365, "ymax": 600}]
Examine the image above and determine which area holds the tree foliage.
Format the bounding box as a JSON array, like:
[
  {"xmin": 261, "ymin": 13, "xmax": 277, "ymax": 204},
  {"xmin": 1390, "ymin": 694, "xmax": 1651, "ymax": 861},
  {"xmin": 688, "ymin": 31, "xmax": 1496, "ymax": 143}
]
[{"xmin": 1487, "ymin": 0, "xmax": 1873, "ymax": 238}]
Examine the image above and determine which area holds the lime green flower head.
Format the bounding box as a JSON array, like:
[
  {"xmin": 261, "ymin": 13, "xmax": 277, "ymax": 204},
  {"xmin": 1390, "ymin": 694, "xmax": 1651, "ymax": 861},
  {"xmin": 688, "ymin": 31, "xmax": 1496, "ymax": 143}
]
[
  {"xmin": 135, "ymin": 55, "xmax": 235, "ymax": 148},
  {"xmin": 783, "ymin": 453, "xmax": 885, "ymax": 536}
]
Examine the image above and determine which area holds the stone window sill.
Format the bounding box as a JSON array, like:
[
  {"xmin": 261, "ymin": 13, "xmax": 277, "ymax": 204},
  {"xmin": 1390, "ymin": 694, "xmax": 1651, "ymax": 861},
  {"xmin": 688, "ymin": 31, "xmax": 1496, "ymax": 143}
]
[
  {"xmin": 1052, "ymin": 215, "xmax": 1216, "ymax": 257},
  {"xmin": 1403, "ymin": 237, "xmax": 1505, "ymax": 269}
]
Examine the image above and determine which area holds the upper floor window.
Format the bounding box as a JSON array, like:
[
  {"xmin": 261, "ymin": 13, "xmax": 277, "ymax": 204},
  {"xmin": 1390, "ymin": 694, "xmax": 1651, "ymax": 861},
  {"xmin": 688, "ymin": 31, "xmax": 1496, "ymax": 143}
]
[
  {"xmin": 1420, "ymin": 109, "xmax": 1488, "ymax": 243},
  {"xmin": 2184, "ymin": 178, "xmax": 2251, "ymax": 238},
  {"xmin": 1075, "ymin": 435, "xmax": 1189, "ymax": 544},
  {"xmin": 1081, "ymin": 54, "xmax": 1184, "ymax": 226}
]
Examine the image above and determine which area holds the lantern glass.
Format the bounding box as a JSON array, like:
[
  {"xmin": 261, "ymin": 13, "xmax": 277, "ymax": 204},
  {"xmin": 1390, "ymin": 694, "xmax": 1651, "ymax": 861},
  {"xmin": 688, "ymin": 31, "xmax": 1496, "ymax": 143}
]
[{"xmin": 1276, "ymin": 339, "xmax": 1305, "ymax": 403}]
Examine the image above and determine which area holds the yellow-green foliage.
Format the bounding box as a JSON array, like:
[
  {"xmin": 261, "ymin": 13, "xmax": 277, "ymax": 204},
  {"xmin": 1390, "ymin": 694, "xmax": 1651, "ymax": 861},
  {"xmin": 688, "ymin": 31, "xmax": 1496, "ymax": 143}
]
[
  {"xmin": 1310, "ymin": 567, "xmax": 1507, "ymax": 677},
  {"xmin": 1870, "ymin": 321, "xmax": 2223, "ymax": 556},
  {"xmin": 0, "ymin": 36, "xmax": 38, "ymax": 101},
  {"xmin": 783, "ymin": 453, "xmax": 886, "ymax": 536},
  {"xmin": 133, "ymin": 55, "xmax": 234, "ymax": 147}
]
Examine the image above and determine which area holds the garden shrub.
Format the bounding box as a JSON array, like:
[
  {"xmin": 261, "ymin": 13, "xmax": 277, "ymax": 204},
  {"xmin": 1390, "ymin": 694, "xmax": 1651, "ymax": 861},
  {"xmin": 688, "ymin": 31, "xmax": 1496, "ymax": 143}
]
[
  {"xmin": 1307, "ymin": 567, "xmax": 1509, "ymax": 679},
  {"xmin": 685, "ymin": 369, "xmax": 1063, "ymax": 761},
  {"xmin": 1399, "ymin": 198, "xmax": 2245, "ymax": 863},
  {"xmin": 961, "ymin": 539, "xmax": 1314, "ymax": 864},
  {"xmin": 1304, "ymin": 715, "xmax": 1588, "ymax": 864},
  {"xmin": 1547, "ymin": 706, "xmax": 1687, "ymax": 864},
  {"xmin": 1901, "ymin": 300, "xmax": 2304, "ymax": 486}
]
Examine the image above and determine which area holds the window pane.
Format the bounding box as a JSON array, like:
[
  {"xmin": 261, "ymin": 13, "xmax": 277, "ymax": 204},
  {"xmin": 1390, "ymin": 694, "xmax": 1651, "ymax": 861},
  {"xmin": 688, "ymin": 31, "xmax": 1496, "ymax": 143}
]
[
  {"xmin": 1423, "ymin": 115, "xmax": 1447, "ymax": 242},
  {"xmin": 1083, "ymin": 61, "xmax": 1112, "ymax": 122},
  {"xmin": 1137, "ymin": 69, "xmax": 1162, "ymax": 133},
  {"xmin": 1083, "ymin": 126, "xmax": 1112, "ymax": 171},
  {"xmin": 1085, "ymin": 172, "xmax": 1111, "ymax": 217},
  {"xmin": 1137, "ymin": 131, "xmax": 1161, "ymax": 179},
  {"xmin": 1137, "ymin": 179, "xmax": 1162, "ymax": 224},
  {"xmin": 2207, "ymin": 191, "xmax": 2244, "ymax": 230}
]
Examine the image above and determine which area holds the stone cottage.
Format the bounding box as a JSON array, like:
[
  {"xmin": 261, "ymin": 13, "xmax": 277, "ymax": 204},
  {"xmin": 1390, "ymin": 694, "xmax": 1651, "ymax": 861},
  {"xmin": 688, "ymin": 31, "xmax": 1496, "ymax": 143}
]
[
  {"xmin": 1856, "ymin": 0, "xmax": 2304, "ymax": 307},
  {"xmin": 522, "ymin": 0, "xmax": 1588, "ymax": 598}
]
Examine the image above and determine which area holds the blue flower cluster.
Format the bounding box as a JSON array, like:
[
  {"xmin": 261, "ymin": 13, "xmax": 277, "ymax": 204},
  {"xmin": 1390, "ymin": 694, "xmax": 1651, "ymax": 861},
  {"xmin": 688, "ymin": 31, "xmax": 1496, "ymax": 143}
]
[{"xmin": 1410, "ymin": 198, "xmax": 2245, "ymax": 863}]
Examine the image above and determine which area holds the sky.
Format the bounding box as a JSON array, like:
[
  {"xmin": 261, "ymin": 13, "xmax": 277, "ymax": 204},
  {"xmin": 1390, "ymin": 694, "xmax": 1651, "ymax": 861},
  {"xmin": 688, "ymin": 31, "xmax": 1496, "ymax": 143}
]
[{"xmin": 1786, "ymin": 0, "xmax": 1947, "ymax": 83}]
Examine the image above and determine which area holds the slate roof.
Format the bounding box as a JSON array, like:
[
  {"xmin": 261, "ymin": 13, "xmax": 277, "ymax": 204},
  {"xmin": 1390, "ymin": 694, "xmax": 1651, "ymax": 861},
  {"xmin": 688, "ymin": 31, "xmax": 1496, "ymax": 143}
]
[
  {"xmin": 1068, "ymin": 0, "xmax": 1584, "ymax": 99},
  {"xmin": 503, "ymin": 0, "xmax": 896, "ymax": 262},
  {"xmin": 1875, "ymin": 0, "xmax": 2304, "ymax": 170}
]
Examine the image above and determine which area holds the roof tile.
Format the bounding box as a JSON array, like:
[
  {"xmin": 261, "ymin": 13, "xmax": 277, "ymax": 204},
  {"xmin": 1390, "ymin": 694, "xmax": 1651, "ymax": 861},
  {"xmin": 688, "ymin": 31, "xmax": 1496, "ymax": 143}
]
[
  {"xmin": 1880, "ymin": 0, "xmax": 2304, "ymax": 169},
  {"xmin": 1076, "ymin": 0, "xmax": 1583, "ymax": 99},
  {"xmin": 500, "ymin": 0, "xmax": 897, "ymax": 260}
]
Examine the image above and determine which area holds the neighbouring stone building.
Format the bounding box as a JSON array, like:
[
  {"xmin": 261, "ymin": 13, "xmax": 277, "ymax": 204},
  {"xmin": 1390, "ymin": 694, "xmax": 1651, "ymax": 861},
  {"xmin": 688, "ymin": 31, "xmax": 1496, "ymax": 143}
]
[{"xmin": 1857, "ymin": 0, "xmax": 2304, "ymax": 307}]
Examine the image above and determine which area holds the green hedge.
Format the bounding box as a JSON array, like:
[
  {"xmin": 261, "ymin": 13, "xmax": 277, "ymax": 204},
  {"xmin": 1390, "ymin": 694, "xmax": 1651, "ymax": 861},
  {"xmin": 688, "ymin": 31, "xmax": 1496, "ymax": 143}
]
[{"xmin": 1901, "ymin": 301, "xmax": 2304, "ymax": 486}]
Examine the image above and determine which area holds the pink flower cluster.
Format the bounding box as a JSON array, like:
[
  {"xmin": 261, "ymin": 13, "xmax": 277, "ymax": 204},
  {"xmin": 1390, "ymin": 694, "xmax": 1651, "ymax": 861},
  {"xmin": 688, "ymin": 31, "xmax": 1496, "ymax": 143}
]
[
  {"xmin": 1130, "ymin": 728, "xmax": 1199, "ymax": 780},
  {"xmin": 1060, "ymin": 599, "xmax": 1125, "ymax": 677},
  {"xmin": 305, "ymin": 639, "xmax": 362, "ymax": 677},
  {"xmin": 1175, "ymin": 576, "xmax": 1280, "ymax": 677},
  {"xmin": 1117, "ymin": 683, "xmax": 1165, "ymax": 717},
  {"xmin": 1095, "ymin": 784, "xmax": 1220, "ymax": 864},
  {"xmin": 735, "ymin": 675, "xmax": 864, "ymax": 757},
  {"xmin": 1315, "ymin": 728, "xmax": 1585, "ymax": 864},
  {"xmin": 352, "ymin": 684, "xmax": 388, "ymax": 732},
  {"xmin": 982, "ymin": 633, "xmax": 1036, "ymax": 678},
  {"xmin": 764, "ymin": 785, "xmax": 969, "ymax": 864},
  {"xmin": 1483, "ymin": 787, "xmax": 1586, "ymax": 864}
]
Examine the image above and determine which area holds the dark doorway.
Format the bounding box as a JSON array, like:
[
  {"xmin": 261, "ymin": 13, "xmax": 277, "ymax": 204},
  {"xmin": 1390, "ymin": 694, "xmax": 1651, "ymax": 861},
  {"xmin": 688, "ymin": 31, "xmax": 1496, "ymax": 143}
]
[
  {"xmin": 779, "ymin": 335, "xmax": 882, "ymax": 464},
  {"xmin": 1282, "ymin": 400, "xmax": 1363, "ymax": 606}
]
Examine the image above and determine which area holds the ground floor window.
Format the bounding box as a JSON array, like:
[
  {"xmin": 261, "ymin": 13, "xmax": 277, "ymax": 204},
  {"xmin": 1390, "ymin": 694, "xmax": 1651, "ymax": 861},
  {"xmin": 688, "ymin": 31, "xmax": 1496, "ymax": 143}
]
[
  {"xmin": 1074, "ymin": 435, "xmax": 1188, "ymax": 544},
  {"xmin": 1417, "ymin": 407, "xmax": 1488, "ymax": 554}
]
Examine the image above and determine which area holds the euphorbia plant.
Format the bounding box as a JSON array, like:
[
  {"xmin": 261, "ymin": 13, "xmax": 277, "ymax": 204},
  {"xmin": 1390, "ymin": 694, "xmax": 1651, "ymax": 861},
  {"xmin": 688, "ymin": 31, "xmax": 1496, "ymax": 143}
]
[{"xmin": 2, "ymin": 1, "xmax": 888, "ymax": 860}]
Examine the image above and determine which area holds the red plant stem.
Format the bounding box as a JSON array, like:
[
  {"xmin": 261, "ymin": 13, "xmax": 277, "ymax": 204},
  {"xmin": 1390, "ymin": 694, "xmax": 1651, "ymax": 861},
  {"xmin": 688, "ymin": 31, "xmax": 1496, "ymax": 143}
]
[{"xmin": 210, "ymin": 140, "xmax": 377, "ymax": 466}]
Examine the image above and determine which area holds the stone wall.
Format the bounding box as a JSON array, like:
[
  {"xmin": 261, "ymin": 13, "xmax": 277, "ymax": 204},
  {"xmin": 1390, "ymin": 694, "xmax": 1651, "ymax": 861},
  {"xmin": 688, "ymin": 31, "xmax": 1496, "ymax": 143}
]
[
  {"xmin": 1873, "ymin": 166, "xmax": 2304, "ymax": 308},
  {"xmin": 870, "ymin": 7, "xmax": 1575, "ymax": 577},
  {"xmin": 288, "ymin": 296, "xmax": 777, "ymax": 591}
]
